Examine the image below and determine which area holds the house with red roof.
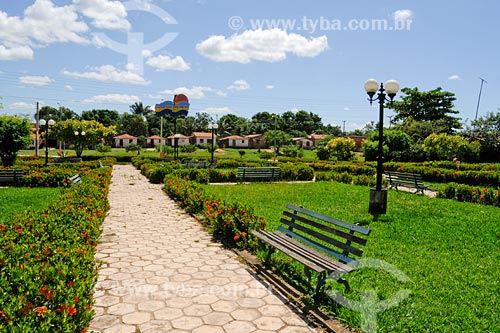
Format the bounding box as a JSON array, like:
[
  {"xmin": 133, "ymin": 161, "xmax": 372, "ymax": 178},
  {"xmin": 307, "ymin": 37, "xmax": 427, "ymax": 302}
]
[
  {"xmin": 190, "ymin": 132, "xmax": 216, "ymax": 146},
  {"xmin": 113, "ymin": 134, "xmax": 138, "ymax": 148}
]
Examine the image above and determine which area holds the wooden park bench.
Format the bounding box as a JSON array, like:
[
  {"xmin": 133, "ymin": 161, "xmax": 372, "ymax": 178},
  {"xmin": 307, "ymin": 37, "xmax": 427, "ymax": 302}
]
[
  {"xmin": 252, "ymin": 204, "xmax": 370, "ymax": 295},
  {"xmin": 183, "ymin": 160, "xmax": 210, "ymax": 168},
  {"xmin": 68, "ymin": 174, "xmax": 81, "ymax": 185},
  {"xmin": 236, "ymin": 167, "xmax": 281, "ymax": 182},
  {"xmin": 384, "ymin": 171, "xmax": 429, "ymax": 194},
  {"xmin": 0, "ymin": 169, "xmax": 25, "ymax": 186}
]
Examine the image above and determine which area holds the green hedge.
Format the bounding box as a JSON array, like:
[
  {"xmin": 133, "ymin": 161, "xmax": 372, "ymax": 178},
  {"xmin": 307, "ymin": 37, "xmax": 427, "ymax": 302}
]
[
  {"xmin": 0, "ymin": 168, "xmax": 111, "ymax": 332},
  {"xmin": 163, "ymin": 175, "xmax": 266, "ymax": 248},
  {"xmin": 437, "ymin": 183, "xmax": 500, "ymax": 206}
]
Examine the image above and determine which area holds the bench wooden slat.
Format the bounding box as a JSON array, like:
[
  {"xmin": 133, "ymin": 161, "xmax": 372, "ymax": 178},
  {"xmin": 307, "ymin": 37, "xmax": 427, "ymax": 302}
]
[
  {"xmin": 237, "ymin": 167, "xmax": 280, "ymax": 181},
  {"xmin": 252, "ymin": 230, "xmax": 325, "ymax": 272},
  {"xmin": 286, "ymin": 204, "xmax": 370, "ymax": 235},
  {"xmin": 0, "ymin": 169, "xmax": 25, "ymax": 186},
  {"xmin": 280, "ymin": 217, "xmax": 364, "ymax": 257},
  {"xmin": 384, "ymin": 171, "xmax": 428, "ymax": 194},
  {"xmin": 282, "ymin": 210, "xmax": 368, "ymax": 246},
  {"xmin": 69, "ymin": 174, "xmax": 81, "ymax": 185}
]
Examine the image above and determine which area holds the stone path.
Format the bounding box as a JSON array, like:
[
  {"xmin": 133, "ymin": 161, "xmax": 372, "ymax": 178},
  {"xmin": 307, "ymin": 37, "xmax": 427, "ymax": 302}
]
[{"xmin": 89, "ymin": 165, "xmax": 318, "ymax": 333}]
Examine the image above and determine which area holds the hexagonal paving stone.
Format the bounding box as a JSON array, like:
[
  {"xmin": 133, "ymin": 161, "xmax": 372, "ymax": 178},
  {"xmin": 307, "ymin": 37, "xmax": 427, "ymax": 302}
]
[
  {"xmin": 236, "ymin": 298, "xmax": 266, "ymax": 309},
  {"xmin": 193, "ymin": 294, "xmax": 219, "ymax": 305},
  {"xmin": 109, "ymin": 272, "xmax": 132, "ymax": 281},
  {"xmin": 223, "ymin": 320, "xmax": 257, "ymax": 333},
  {"xmin": 139, "ymin": 320, "xmax": 172, "ymax": 333},
  {"xmin": 254, "ymin": 316, "xmax": 285, "ymax": 331},
  {"xmin": 193, "ymin": 325, "xmax": 225, "ymax": 333},
  {"xmin": 138, "ymin": 300, "xmax": 165, "ymax": 312},
  {"xmin": 279, "ymin": 327, "xmax": 315, "ymax": 333},
  {"xmin": 95, "ymin": 295, "xmax": 120, "ymax": 307},
  {"xmin": 281, "ymin": 313, "xmax": 310, "ymax": 326},
  {"xmin": 90, "ymin": 314, "xmax": 120, "ymax": 330},
  {"xmin": 211, "ymin": 300, "xmax": 238, "ymax": 313},
  {"xmin": 183, "ymin": 304, "xmax": 212, "ymax": 316},
  {"xmin": 122, "ymin": 311, "xmax": 151, "ymax": 325},
  {"xmin": 258, "ymin": 304, "xmax": 289, "ymax": 317},
  {"xmin": 103, "ymin": 324, "xmax": 136, "ymax": 333},
  {"xmin": 171, "ymin": 316, "xmax": 204, "ymax": 330},
  {"xmin": 107, "ymin": 303, "xmax": 136, "ymax": 316},
  {"xmin": 230, "ymin": 308, "xmax": 261, "ymax": 321},
  {"xmin": 165, "ymin": 297, "xmax": 193, "ymax": 309},
  {"xmin": 202, "ymin": 312, "xmax": 233, "ymax": 326},
  {"xmin": 154, "ymin": 307, "xmax": 184, "ymax": 320}
]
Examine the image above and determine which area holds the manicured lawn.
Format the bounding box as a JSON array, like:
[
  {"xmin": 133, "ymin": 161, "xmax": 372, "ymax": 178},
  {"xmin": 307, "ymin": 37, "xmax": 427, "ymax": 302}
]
[
  {"xmin": 0, "ymin": 187, "xmax": 61, "ymax": 222},
  {"xmin": 201, "ymin": 181, "xmax": 500, "ymax": 332}
]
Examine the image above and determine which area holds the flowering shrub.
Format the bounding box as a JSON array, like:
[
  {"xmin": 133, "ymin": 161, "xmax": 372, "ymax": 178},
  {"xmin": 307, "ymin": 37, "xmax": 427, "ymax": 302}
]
[
  {"xmin": 437, "ymin": 183, "xmax": 500, "ymax": 206},
  {"xmin": 0, "ymin": 168, "xmax": 111, "ymax": 332},
  {"xmin": 163, "ymin": 175, "xmax": 266, "ymax": 248}
]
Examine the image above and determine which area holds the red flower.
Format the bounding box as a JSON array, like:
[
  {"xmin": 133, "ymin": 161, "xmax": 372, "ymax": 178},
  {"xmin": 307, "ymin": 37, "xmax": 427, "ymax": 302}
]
[
  {"xmin": 234, "ymin": 235, "xmax": 240, "ymax": 241},
  {"xmin": 67, "ymin": 306, "xmax": 77, "ymax": 316},
  {"xmin": 0, "ymin": 310, "xmax": 5, "ymax": 317},
  {"xmin": 34, "ymin": 306, "xmax": 48, "ymax": 317}
]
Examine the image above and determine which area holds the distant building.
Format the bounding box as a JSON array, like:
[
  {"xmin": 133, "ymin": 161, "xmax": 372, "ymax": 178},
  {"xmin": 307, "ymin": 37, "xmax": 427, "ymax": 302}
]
[
  {"xmin": 190, "ymin": 132, "xmax": 215, "ymax": 146},
  {"xmin": 114, "ymin": 134, "xmax": 138, "ymax": 148},
  {"xmin": 167, "ymin": 134, "xmax": 190, "ymax": 147},
  {"xmin": 218, "ymin": 135, "xmax": 249, "ymax": 148},
  {"xmin": 246, "ymin": 134, "xmax": 266, "ymax": 149},
  {"xmin": 294, "ymin": 134, "xmax": 328, "ymax": 149},
  {"xmin": 348, "ymin": 135, "xmax": 367, "ymax": 151},
  {"xmin": 145, "ymin": 135, "xmax": 166, "ymax": 147}
]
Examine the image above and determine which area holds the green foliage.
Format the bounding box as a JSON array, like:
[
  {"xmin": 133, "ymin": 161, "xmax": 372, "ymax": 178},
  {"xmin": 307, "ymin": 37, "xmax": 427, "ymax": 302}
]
[
  {"xmin": 278, "ymin": 163, "xmax": 315, "ymax": 181},
  {"xmin": 125, "ymin": 144, "xmax": 141, "ymax": 155},
  {"xmin": 238, "ymin": 150, "xmax": 246, "ymax": 158},
  {"xmin": 388, "ymin": 87, "xmax": 462, "ymax": 134},
  {"xmin": 437, "ymin": 183, "xmax": 500, "ymax": 206},
  {"xmin": 262, "ymin": 130, "xmax": 292, "ymax": 154},
  {"xmin": 0, "ymin": 115, "xmax": 32, "ymax": 166},
  {"xmin": 96, "ymin": 143, "xmax": 111, "ymax": 153},
  {"xmin": 52, "ymin": 119, "xmax": 116, "ymax": 158},
  {"xmin": 180, "ymin": 144, "xmax": 197, "ymax": 153},
  {"xmin": 281, "ymin": 144, "xmax": 304, "ymax": 158},
  {"xmin": 363, "ymin": 129, "xmax": 412, "ymax": 162},
  {"xmin": 0, "ymin": 168, "xmax": 111, "ymax": 332},
  {"xmin": 422, "ymin": 133, "xmax": 480, "ymax": 162},
  {"xmin": 325, "ymin": 137, "xmax": 356, "ymax": 161},
  {"xmin": 0, "ymin": 188, "xmax": 61, "ymax": 223}
]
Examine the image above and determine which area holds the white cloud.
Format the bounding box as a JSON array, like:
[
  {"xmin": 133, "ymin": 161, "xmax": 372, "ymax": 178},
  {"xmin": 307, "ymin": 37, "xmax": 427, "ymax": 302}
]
[
  {"xmin": 344, "ymin": 107, "xmax": 350, "ymax": 111},
  {"xmin": 394, "ymin": 9, "xmax": 413, "ymax": 21},
  {"xmin": 8, "ymin": 102, "xmax": 37, "ymax": 110},
  {"xmin": 83, "ymin": 94, "xmax": 140, "ymax": 104},
  {"xmin": 161, "ymin": 86, "xmax": 214, "ymax": 99},
  {"xmin": 196, "ymin": 29, "xmax": 328, "ymax": 63},
  {"xmin": 448, "ymin": 74, "xmax": 461, "ymax": 81},
  {"xmin": 199, "ymin": 107, "xmax": 233, "ymax": 115},
  {"xmin": 19, "ymin": 75, "xmax": 54, "ymax": 86},
  {"xmin": 65, "ymin": 85, "xmax": 74, "ymax": 91},
  {"xmin": 0, "ymin": 44, "xmax": 33, "ymax": 60},
  {"xmin": 146, "ymin": 55, "xmax": 191, "ymax": 71},
  {"xmin": 227, "ymin": 80, "xmax": 250, "ymax": 91},
  {"xmin": 0, "ymin": 0, "xmax": 89, "ymax": 60},
  {"xmin": 73, "ymin": 0, "xmax": 130, "ymax": 30},
  {"xmin": 265, "ymin": 85, "xmax": 275, "ymax": 90},
  {"xmin": 63, "ymin": 65, "xmax": 149, "ymax": 85}
]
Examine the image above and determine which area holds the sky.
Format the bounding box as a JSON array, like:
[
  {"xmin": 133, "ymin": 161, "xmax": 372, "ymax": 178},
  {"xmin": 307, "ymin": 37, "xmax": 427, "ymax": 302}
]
[{"xmin": 0, "ymin": 0, "xmax": 499, "ymax": 131}]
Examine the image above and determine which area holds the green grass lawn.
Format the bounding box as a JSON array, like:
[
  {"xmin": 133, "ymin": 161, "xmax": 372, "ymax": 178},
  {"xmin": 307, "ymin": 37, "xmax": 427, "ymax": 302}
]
[
  {"xmin": 0, "ymin": 187, "xmax": 61, "ymax": 222},
  {"xmin": 201, "ymin": 181, "xmax": 500, "ymax": 332}
]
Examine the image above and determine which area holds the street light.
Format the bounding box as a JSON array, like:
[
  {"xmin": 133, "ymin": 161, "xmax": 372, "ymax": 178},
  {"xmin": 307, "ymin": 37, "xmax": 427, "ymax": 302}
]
[
  {"xmin": 74, "ymin": 129, "xmax": 86, "ymax": 158},
  {"xmin": 364, "ymin": 79, "xmax": 400, "ymax": 215},
  {"xmin": 39, "ymin": 118, "xmax": 55, "ymax": 165},
  {"xmin": 208, "ymin": 123, "xmax": 219, "ymax": 166},
  {"xmin": 174, "ymin": 133, "xmax": 181, "ymax": 160}
]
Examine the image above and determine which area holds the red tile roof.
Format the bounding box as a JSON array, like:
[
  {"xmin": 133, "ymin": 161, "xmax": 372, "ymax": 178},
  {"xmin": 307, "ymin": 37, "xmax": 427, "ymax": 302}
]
[
  {"xmin": 191, "ymin": 132, "xmax": 213, "ymax": 138},
  {"xmin": 114, "ymin": 134, "xmax": 138, "ymax": 139}
]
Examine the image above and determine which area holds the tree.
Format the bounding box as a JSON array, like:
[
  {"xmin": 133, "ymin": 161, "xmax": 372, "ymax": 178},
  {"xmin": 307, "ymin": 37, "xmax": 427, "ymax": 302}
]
[
  {"xmin": 52, "ymin": 119, "xmax": 116, "ymax": 158},
  {"xmin": 82, "ymin": 109, "xmax": 120, "ymax": 128},
  {"xmin": 388, "ymin": 87, "xmax": 462, "ymax": 134},
  {"xmin": 119, "ymin": 114, "xmax": 148, "ymax": 137},
  {"xmin": 363, "ymin": 129, "xmax": 412, "ymax": 162},
  {"xmin": 423, "ymin": 133, "xmax": 480, "ymax": 162},
  {"xmin": 463, "ymin": 111, "xmax": 500, "ymax": 162},
  {"xmin": 262, "ymin": 130, "xmax": 292, "ymax": 155},
  {"xmin": 0, "ymin": 115, "xmax": 32, "ymax": 166},
  {"xmin": 325, "ymin": 137, "xmax": 356, "ymax": 161},
  {"xmin": 130, "ymin": 102, "xmax": 153, "ymax": 118}
]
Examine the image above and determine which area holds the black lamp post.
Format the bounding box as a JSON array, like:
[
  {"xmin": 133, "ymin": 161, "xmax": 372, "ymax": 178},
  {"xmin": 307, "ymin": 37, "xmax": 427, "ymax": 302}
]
[
  {"xmin": 39, "ymin": 118, "xmax": 55, "ymax": 165},
  {"xmin": 364, "ymin": 79, "xmax": 400, "ymax": 215},
  {"xmin": 174, "ymin": 133, "xmax": 180, "ymax": 160},
  {"xmin": 208, "ymin": 123, "xmax": 219, "ymax": 166}
]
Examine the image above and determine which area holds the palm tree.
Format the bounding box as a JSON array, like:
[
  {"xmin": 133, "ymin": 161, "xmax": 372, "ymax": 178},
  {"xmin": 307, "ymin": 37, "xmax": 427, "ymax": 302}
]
[{"xmin": 130, "ymin": 102, "xmax": 152, "ymax": 117}]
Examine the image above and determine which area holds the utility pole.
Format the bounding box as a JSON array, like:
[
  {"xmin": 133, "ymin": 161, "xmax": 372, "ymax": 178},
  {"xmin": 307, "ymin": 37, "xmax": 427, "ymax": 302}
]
[
  {"xmin": 474, "ymin": 77, "xmax": 487, "ymax": 121},
  {"xmin": 35, "ymin": 102, "xmax": 39, "ymax": 157},
  {"xmin": 342, "ymin": 120, "xmax": 346, "ymax": 136}
]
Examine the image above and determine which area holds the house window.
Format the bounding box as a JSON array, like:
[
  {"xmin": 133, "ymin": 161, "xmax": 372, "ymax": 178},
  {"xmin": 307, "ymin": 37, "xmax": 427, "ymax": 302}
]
[
  {"xmin": 242, "ymin": 140, "xmax": 245, "ymax": 144},
  {"xmin": 200, "ymin": 139, "xmax": 204, "ymax": 144}
]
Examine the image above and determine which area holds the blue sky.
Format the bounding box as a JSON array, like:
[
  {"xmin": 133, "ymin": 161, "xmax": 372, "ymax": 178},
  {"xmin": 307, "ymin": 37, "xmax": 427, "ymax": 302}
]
[{"xmin": 1, "ymin": 0, "xmax": 498, "ymax": 131}]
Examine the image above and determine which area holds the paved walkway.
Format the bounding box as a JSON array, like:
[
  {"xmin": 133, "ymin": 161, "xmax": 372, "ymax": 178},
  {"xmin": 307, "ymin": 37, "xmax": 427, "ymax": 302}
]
[{"xmin": 89, "ymin": 165, "xmax": 318, "ymax": 333}]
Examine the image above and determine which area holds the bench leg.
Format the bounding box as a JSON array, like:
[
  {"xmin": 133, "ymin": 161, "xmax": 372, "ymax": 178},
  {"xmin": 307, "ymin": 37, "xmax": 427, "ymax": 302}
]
[
  {"xmin": 327, "ymin": 271, "xmax": 351, "ymax": 293},
  {"xmin": 263, "ymin": 246, "xmax": 276, "ymax": 266},
  {"xmin": 315, "ymin": 271, "xmax": 327, "ymax": 295}
]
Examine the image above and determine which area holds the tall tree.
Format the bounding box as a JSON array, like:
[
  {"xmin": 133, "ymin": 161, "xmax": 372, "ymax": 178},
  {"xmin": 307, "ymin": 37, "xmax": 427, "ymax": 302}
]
[
  {"xmin": 119, "ymin": 114, "xmax": 148, "ymax": 137},
  {"xmin": 0, "ymin": 115, "xmax": 32, "ymax": 166},
  {"xmin": 388, "ymin": 87, "xmax": 462, "ymax": 134},
  {"xmin": 82, "ymin": 109, "xmax": 120, "ymax": 128},
  {"xmin": 130, "ymin": 102, "xmax": 153, "ymax": 118}
]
